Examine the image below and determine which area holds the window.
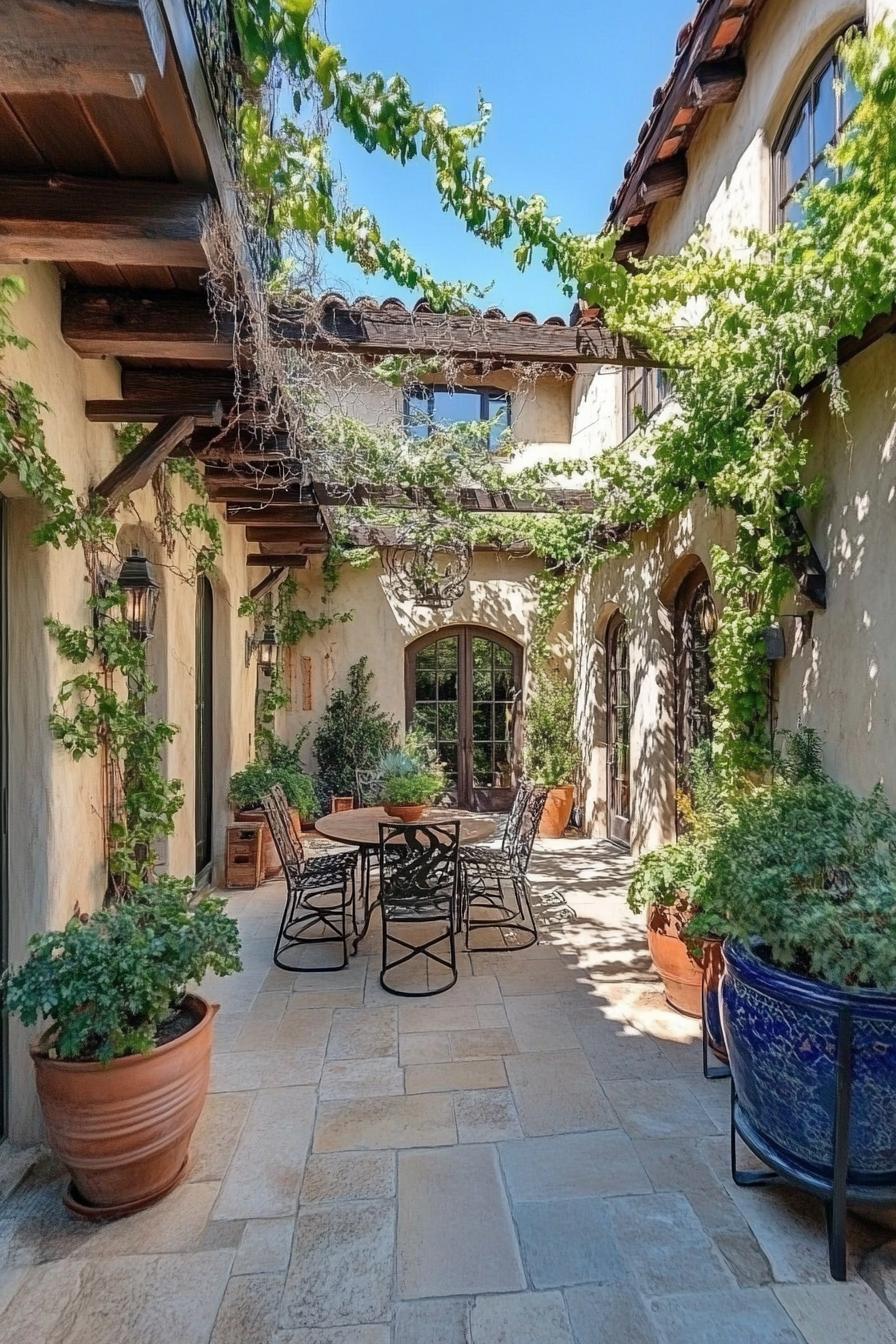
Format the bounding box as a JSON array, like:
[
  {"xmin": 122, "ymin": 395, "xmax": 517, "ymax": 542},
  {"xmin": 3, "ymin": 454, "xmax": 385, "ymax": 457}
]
[
  {"xmin": 404, "ymin": 385, "xmax": 511, "ymax": 450},
  {"xmin": 674, "ymin": 568, "xmax": 717, "ymax": 786},
  {"xmin": 622, "ymin": 366, "xmax": 668, "ymax": 439},
  {"xmin": 774, "ymin": 32, "xmax": 861, "ymax": 227}
]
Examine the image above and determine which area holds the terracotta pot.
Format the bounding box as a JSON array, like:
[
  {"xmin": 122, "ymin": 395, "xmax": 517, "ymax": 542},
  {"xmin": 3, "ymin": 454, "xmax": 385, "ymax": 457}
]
[
  {"xmin": 702, "ymin": 933, "xmax": 729, "ymax": 1063},
  {"xmin": 32, "ymin": 994, "xmax": 217, "ymax": 1215},
  {"xmin": 646, "ymin": 900, "xmax": 704, "ymax": 1017},
  {"xmin": 383, "ymin": 803, "xmax": 426, "ymax": 822},
  {"xmin": 235, "ymin": 807, "xmax": 302, "ymax": 879},
  {"xmin": 538, "ymin": 785, "xmax": 575, "ymax": 838}
]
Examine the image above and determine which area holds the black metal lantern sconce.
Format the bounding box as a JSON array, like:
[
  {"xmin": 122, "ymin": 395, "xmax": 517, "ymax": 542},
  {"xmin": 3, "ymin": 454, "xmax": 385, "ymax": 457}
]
[
  {"xmin": 245, "ymin": 624, "xmax": 280, "ymax": 676},
  {"xmin": 117, "ymin": 548, "xmax": 160, "ymax": 643}
]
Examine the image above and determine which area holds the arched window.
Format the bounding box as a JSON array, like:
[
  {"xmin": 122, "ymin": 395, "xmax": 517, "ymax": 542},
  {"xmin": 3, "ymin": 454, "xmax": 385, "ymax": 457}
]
[
  {"xmin": 606, "ymin": 611, "xmax": 631, "ymax": 848},
  {"xmin": 674, "ymin": 566, "xmax": 716, "ymax": 781},
  {"xmin": 773, "ymin": 29, "xmax": 862, "ymax": 227}
]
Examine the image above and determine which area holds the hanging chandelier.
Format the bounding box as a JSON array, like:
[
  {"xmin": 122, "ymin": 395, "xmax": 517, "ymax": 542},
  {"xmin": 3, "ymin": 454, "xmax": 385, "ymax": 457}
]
[{"xmin": 382, "ymin": 516, "xmax": 472, "ymax": 609}]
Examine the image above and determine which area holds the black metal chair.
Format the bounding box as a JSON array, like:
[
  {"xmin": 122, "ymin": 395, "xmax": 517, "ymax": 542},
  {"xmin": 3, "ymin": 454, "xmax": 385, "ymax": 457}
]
[
  {"xmin": 460, "ymin": 781, "xmax": 548, "ymax": 950},
  {"xmin": 377, "ymin": 819, "xmax": 460, "ymax": 996},
  {"xmin": 354, "ymin": 768, "xmax": 383, "ymax": 939},
  {"xmin": 262, "ymin": 785, "xmax": 358, "ymax": 972}
]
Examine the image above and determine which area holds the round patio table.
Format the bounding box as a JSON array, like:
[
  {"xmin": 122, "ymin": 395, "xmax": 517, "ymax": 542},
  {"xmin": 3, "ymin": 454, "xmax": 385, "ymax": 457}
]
[
  {"xmin": 315, "ymin": 805, "xmax": 496, "ymax": 849},
  {"xmin": 315, "ymin": 806, "xmax": 497, "ymax": 946}
]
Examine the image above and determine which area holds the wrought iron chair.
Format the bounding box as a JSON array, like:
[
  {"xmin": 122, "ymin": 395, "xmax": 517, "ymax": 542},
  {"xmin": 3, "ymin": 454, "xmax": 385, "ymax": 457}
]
[
  {"xmin": 354, "ymin": 768, "xmax": 384, "ymax": 940},
  {"xmin": 377, "ymin": 819, "xmax": 460, "ymax": 996},
  {"xmin": 459, "ymin": 781, "xmax": 548, "ymax": 950},
  {"xmin": 262, "ymin": 785, "xmax": 359, "ymax": 972}
]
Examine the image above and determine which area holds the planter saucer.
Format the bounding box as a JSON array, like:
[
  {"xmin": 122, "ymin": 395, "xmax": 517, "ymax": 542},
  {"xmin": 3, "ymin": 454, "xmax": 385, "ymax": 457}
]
[{"xmin": 63, "ymin": 1155, "xmax": 190, "ymax": 1221}]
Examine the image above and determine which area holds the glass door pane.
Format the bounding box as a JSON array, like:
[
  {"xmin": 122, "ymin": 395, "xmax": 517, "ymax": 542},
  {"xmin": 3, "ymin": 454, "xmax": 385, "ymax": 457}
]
[{"xmin": 411, "ymin": 635, "xmax": 460, "ymax": 797}]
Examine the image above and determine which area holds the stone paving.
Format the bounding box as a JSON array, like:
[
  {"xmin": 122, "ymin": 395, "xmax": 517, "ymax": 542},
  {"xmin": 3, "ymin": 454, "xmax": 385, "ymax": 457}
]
[{"xmin": 2, "ymin": 837, "xmax": 896, "ymax": 1341}]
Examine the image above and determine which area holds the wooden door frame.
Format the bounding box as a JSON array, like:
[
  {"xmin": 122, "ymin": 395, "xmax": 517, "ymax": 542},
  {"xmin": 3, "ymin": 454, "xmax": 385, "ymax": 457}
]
[
  {"xmin": 194, "ymin": 575, "xmax": 214, "ymax": 884},
  {"xmin": 605, "ymin": 610, "xmax": 631, "ymax": 849},
  {"xmin": 404, "ymin": 625, "xmax": 523, "ymax": 811},
  {"xmin": 673, "ymin": 562, "xmax": 716, "ymax": 812}
]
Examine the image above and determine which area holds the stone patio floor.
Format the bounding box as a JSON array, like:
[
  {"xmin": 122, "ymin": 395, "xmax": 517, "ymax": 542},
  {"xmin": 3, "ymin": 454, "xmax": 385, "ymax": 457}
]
[{"xmin": 2, "ymin": 838, "xmax": 896, "ymax": 1341}]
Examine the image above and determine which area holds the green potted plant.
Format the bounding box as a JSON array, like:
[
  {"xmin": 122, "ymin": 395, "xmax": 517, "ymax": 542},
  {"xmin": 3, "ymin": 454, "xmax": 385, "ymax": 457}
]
[
  {"xmin": 314, "ymin": 658, "xmax": 397, "ymax": 809},
  {"xmin": 378, "ymin": 748, "xmax": 445, "ymax": 822},
  {"xmin": 524, "ymin": 669, "xmax": 580, "ymax": 838},
  {"xmin": 1, "ymin": 878, "xmax": 241, "ymax": 1217},
  {"xmin": 229, "ymin": 735, "xmax": 317, "ymax": 877}
]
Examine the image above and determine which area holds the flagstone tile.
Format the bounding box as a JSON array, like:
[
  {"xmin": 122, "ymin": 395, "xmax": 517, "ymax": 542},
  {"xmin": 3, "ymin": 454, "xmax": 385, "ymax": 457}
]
[
  {"xmin": 394, "ymin": 1296, "xmax": 472, "ymax": 1343},
  {"xmin": 454, "ymin": 1089, "xmax": 523, "ymax": 1143},
  {"xmin": 210, "ymin": 1272, "xmax": 285, "ymax": 1344},
  {"xmin": 515, "ymin": 1198, "xmax": 626, "ymax": 1288},
  {"xmin": 447, "ymin": 1028, "xmax": 518, "ymax": 1059},
  {"xmin": 600, "ymin": 1079, "xmax": 722, "ymax": 1140},
  {"xmin": 607, "ymin": 1193, "xmax": 733, "ymax": 1296},
  {"xmin": 773, "ymin": 1283, "xmax": 896, "ymax": 1344},
  {"xmin": 273, "ymin": 1005, "xmax": 335, "ymax": 1051},
  {"xmin": 399, "ymin": 1032, "xmax": 453, "ymax": 1065},
  {"xmin": 647, "ymin": 1287, "xmax": 805, "ymax": 1343},
  {"xmin": 274, "ymin": 1329, "xmax": 390, "ymax": 1344},
  {"xmin": 469, "ymin": 1291, "xmax": 574, "ymax": 1344},
  {"xmin": 319, "ymin": 1057, "xmax": 405, "ymax": 1100},
  {"xmin": 499, "ymin": 1130, "xmax": 652, "ymax": 1201},
  {"xmin": 405, "ymin": 1059, "xmax": 507, "ymax": 1093},
  {"xmin": 504, "ymin": 1050, "xmax": 617, "ymax": 1136},
  {"xmin": 233, "ymin": 1218, "xmax": 295, "ymax": 1275},
  {"xmin": 398, "ymin": 1003, "xmax": 482, "ymax": 1033},
  {"xmin": 565, "ymin": 1284, "xmax": 658, "ymax": 1343},
  {"xmin": 279, "ymin": 1200, "xmax": 394, "ymax": 1329},
  {"xmin": 397, "ymin": 1146, "xmax": 525, "ymax": 1299},
  {"xmin": 314, "ymin": 1094, "xmax": 457, "ymax": 1152},
  {"xmin": 212, "ymin": 1086, "xmax": 316, "ymax": 1221},
  {"xmin": 189, "ymin": 1091, "xmax": 253, "ymax": 1182},
  {"xmin": 301, "ymin": 1152, "xmax": 396, "ymax": 1203},
  {"xmin": 209, "ymin": 1047, "xmax": 324, "ymax": 1093},
  {"xmin": 326, "ymin": 1007, "xmax": 397, "ymax": 1060}
]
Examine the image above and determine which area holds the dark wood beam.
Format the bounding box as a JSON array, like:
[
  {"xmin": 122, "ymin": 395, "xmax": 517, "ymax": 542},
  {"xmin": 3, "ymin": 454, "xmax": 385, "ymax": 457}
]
[
  {"xmin": 225, "ymin": 505, "xmax": 321, "ymax": 526},
  {"xmin": 63, "ymin": 287, "xmax": 232, "ymax": 362},
  {"xmin": 245, "ymin": 527, "xmax": 323, "ymax": 543},
  {"xmin": 0, "ymin": 175, "xmax": 211, "ymax": 268},
  {"xmin": 247, "ymin": 554, "xmax": 309, "ymax": 568},
  {"xmin": 311, "ymin": 480, "xmax": 600, "ymax": 515},
  {"xmin": 688, "ymin": 57, "xmax": 746, "ymax": 108},
  {"xmin": 638, "ymin": 155, "xmax": 688, "ymax": 206},
  {"xmin": 798, "ymin": 307, "xmax": 896, "ymax": 398},
  {"xmin": 85, "ymin": 398, "xmax": 223, "ymax": 425},
  {"xmin": 0, "ymin": 0, "xmax": 166, "ymax": 99},
  {"xmin": 91, "ymin": 415, "xmax": 194, "ymax": 511},
  {"xmin": 120, "ymin": 367, "xmax": 237, "ymax": 404},
  {"xmin": 613, "ymin": 226, "xmax": 650, "ymax": 263},
  {"xmin": 207, "ymin": 485, "xmax": 309, "ymax": 504},
  {"xmin": 248, "ymin": 567, "xmax": 287, "ymax": 600}
]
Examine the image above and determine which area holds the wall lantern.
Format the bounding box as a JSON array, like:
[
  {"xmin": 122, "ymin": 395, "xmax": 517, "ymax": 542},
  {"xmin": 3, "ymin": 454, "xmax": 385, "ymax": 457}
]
[
  {"xmin": 246, "ymin": 624, "xmax": 280, "ymax": 675},
  {"xmin": 117, "ymin": 548, "xmax": 160, "ymax": 643},
  {"xmin": 762, "ymin": 623, "xmax": 787, "ymax": 661}
]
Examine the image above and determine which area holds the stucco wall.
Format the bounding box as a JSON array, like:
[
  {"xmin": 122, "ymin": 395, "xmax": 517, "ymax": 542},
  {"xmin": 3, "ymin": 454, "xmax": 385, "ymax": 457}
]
[{"xmin": 0, "ymin": 263, "xmax": 258, "ymax": 1141}]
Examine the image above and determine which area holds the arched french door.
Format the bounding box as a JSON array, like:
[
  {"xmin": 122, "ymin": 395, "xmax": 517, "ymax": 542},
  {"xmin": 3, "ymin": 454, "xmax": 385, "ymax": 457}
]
[
  {"xmin": 405, "ymin": 626, "xmax": 522, "ymax": 811},
  {"xmin": 674, "ymin": 564, "xmax": 717, "ymax": 790},
  {"xmin": 606, "ymin": 611, "xmax": 631, "ymax": 848},
  {"xmin": 194, "ymin": 576, "xmax": 214, "ymax": 881}
]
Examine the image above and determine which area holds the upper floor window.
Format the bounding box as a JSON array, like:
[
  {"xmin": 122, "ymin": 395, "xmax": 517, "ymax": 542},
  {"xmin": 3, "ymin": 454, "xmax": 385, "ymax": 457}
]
[
  {"xmin": 622, "ymin": 366, "xmax": 668, "ymax": 440},
  {"xmin": 774, "ymin": 32, "xmax": 861, "ymax": 227},
  {"xmin": 404, "ymin": 385, "xmax": 511, "ymax": 450}
]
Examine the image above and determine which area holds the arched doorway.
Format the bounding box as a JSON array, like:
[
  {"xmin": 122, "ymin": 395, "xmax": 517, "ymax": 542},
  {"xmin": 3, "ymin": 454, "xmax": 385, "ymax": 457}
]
[
  {"xmin": 674, "ymin": 563, "xmax": 717, "ymax": 788},
  {"xmin": 405, "ymin": 626, "xmax": 522, "ymax": 811},
  {"xmin": 606, "ymin": 610, "xmax": 631, "ymax": 848},
  {"xmin": 194, "ymin": 576, "xmax": 214, "ymax": 881}
]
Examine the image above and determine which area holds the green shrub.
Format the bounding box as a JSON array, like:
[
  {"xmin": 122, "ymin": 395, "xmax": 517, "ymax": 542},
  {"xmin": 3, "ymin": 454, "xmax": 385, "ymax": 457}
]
[
  {"xmin": 381, "ymin": 771, "xmax": 444, "ymax": 806},
  {"xmin": 229, "ymin": 756, "xmax": 317, "ymax": 818},
  {"xmin": 1, "ymin": 878, "xmax": 242, "ymax": 1062},
  {"xmin": 314, "ymin": 658, "xmax": 397, "ymax": 802},
  {"xmin": 524, "ymin": 668, "xmax": 579, "ymax": 788}
]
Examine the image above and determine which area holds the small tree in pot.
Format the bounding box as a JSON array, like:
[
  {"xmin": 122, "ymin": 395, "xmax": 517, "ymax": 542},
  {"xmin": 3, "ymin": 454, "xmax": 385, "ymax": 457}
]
[
  {"xmin": 524, "ymin": 669, "xmax": 580, "ymax": 838},
  {"xmin": 378, "ymin": 748, "xmax": 445, "ymax": 822},
  {"xmin": 2, "ymin": 878, "xmax": 241, "ymax": 1216},
  {"xmin": 314, "ymin": 657, "xmax": 398, "ymax": 808}
]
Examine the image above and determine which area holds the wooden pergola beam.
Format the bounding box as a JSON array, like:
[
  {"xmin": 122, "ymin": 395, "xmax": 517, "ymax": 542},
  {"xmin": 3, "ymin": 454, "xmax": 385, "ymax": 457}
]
[
  {"xmin": 91, "ymin": 415, "xmax": 195, "ymax": 510},
  {"xmin": 207, "ymin": 484, "xmax": 309, "ymax": 504},
  {"xmin": 688, "ymin": 57, "xmax": 746, "ymax": 108},
  {"xmin": 245, "ymin": 526, "xmax": 323, "ymax": 543},
  {"xmin": 247, "ymin": 554, "xmax": 309, "ymax": 568},
  {"xmin": 225, "ymin": 505, "xmax": 321, "ymax": 526},
  {"xmin": 85, "ymin": 398, "xmax": 223, "ymax": 425},
  {"xmin": 311, "ymin": 479, "xmax": 599, "ymax": 515},
  {"xmin": 120, "ymin": 367, "xmax": 237, "ymax": 405},
  {"xmin": 0, "ymin": 0, "xmax": 166, "ymax": 99},
  {"xmin": 248, "ymin": 567, "xmax": 287, "ymax": 600},
  {"xmin": 63, "ymin": 287, "xmax": 232, "ymax": 362},
  {"xmin": 638, "ymin": 155, "xmax": 689, "ymax": 206},
  {"xmin": 613, "ymin": 226, "xmax": 650, "ymax": 263},
  {"xmin": 0, "ymin": 176, "xmax": 211, "ymax": 268}
]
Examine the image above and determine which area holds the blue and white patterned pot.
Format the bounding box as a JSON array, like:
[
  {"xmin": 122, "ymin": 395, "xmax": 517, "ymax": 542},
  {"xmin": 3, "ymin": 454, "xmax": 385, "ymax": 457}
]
[{"xmin": 721, "ymin": 939, "xmax": 896, "ymax": 1183}]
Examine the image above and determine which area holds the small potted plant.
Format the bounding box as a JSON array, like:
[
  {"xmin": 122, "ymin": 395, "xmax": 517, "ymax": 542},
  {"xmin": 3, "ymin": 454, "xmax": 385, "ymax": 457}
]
[
  {"xmin": 1, "ymin": 878, "xmax": 241, "ymax": 1217},
  {"xmin": 229, "ymin": 738, "xmax": 317, "ymax": 878},
  {"xmin": 524, "ymin": 669, "xmax": 580, "ymax": 838},
  {"xmin": 378, "ymin": 748, "xmax": 445, "ymax": 823}
]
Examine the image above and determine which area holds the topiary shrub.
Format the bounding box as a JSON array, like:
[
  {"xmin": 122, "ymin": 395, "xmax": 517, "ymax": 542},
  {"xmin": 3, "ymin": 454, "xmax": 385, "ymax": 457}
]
[
  {"xmin": 314, "ymin": 657, "xmax": 397, "ymax": 804},
  {"xmin": 523, "ymin": 668, "xmax": 579, "ymax": 788}
]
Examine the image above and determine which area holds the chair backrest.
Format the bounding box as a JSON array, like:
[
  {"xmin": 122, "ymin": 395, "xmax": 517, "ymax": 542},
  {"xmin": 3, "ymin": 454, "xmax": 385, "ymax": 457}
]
[
  {"xmin": 355, "ymin": 768, "xmax": 382, "ymax": 807},
  {"xmin": 502, "ymin": 780, "xmax": 549, "ymax": 871},
  {"xmin": 378, "ymin": 820, "xmax": 460, "ymax": 914},
  {"xmin": 262, "ymin": 786, "xmax": 305, "ymax": 878}
]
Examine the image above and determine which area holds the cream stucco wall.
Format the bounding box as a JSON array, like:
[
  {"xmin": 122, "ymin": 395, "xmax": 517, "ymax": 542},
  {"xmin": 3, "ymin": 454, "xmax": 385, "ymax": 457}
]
[
  {"xmin": 572, "ymin": 0, "xmax": 896, "ymax": 850},
  {"xmin": 0, "ymin": 263, "xmax": 259, "ymax": 1141}
]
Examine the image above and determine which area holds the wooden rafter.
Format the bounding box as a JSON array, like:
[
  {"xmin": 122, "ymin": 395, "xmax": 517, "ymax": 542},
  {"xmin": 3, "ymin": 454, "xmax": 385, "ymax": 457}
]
[
  {"xmin": 247, "ymin": 554, "xmax": 309, "ymax": 567},
  {"xmin": 248, "ymin": 567, "xmax": 287, "ymax": 600},
  {"xmin": 63, "ymin": 287, "xmax": 232, "ymax": 362},
  {"xmin": 689, "ymin": 57, "xmax": 746, "ymax": 108},
  {"xmin": 0, "ymin": 176, "xmax": 211, "ymax": 268},
  {"xmin": 85, "ymin": 398, "xmax": 223, "ymax": 425},
  {"xmin": 310, "ymin": 480, "xmax": 600, "ymax": 515},
  {"xmin": 91, "ymin": 415, "xmax": 195, "ymax": 510},
  {"xmin": 0, "ymin": 0, "xmax": 167, "ymax": 99},
  {"xmin": 225, "ymin": 505, "xmax": 321, "ymax": 526}
]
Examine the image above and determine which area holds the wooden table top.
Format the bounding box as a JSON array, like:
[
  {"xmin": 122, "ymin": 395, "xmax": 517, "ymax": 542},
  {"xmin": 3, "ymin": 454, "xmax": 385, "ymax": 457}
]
[{"xmin": 315, "ymin": 806, "xmax": 497, "ymax": 848}]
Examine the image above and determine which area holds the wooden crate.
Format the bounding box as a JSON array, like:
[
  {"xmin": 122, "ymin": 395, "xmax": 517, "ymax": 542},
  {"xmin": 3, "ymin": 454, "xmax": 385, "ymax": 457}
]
[
  {"xmin": 331, "ymin": 796, "xmax": 355, "ymax": 814},
  {"xmin": 225, "ymin": 822, "xmax": 265, "ymax": 889}
]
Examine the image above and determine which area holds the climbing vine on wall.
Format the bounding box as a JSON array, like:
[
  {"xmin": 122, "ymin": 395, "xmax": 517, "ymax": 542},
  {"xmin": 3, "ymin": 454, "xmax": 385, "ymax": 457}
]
[{"xmin": 228, "ymin": 14, "xmax": 896, "ymax": 780}]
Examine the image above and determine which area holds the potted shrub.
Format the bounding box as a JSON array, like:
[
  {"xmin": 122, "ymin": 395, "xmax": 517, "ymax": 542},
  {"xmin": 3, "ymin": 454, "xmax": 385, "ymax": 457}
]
[
  {"xmin": 378, "ymin": 748, "xmax": 445, "ymax": 823},
  {"xmin": 627, "ymin": 743, "xmax": 729, "ymax": 1034},
  {"xmin": 229, "ymin": 741, "xmax": 317, "ymax": 878},
  {"xmin": 524, "ymin": 669, "xmax": 580, "ymax": 838},
  {"xmin": 314, "ymin": 658, "xmax": 397, "ymax": 810},
  {"xmin": 705, "ymin": 730, "xmax": 896, "ymax": 1186},
  {"xmin": 1, "ymin": 878, "xmax": 241, "ymax": 1217}
]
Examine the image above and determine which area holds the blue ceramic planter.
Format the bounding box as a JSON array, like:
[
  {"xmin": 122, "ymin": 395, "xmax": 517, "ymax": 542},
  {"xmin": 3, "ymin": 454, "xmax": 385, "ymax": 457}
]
[{"xmin": 721, "ymin": 939, "xmax": 896, "ymax": 1184}]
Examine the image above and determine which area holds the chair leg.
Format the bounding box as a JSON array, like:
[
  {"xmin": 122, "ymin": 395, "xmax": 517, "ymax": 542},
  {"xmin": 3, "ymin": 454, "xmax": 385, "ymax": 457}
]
[
  {"xmin": 464, "ymin": 871, "xmax": 538, "ymax": 951},
  {"xmin": 273, "ymin": 877, "xmax": 353, "ymax": 972},
  {"xmin": 380, "ymin": 913, "xmax": 458, "ymax": 997}
]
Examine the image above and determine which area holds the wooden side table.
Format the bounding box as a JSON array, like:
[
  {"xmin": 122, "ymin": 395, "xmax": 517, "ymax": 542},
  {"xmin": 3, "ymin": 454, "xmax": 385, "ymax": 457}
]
[{"xmin": 225, "ymin": 822, "xmax": 265, "ymax": 889}]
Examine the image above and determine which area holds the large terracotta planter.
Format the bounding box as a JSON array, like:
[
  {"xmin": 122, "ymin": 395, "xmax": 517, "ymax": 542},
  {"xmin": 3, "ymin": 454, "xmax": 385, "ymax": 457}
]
[
  {"xmin": 702, "ymin": 933, "xmax": 729, "ymax": 1063},
  {"xmin": 235, "ymin": 806, "xmax": 302, "ymax": 878},
  {"xmin": 647, "ymin": 900, "xmax": 704, "ymax": 1017},
  {"xmin": 383, "ymin": 803, "xmax": 426, "ymax": 822},
  {"xmin": 538, "ymin": 785, "xmax": 575, "ymax": 838},
  {"xmin": 32, "ymin": 993, "xmax": 217, "ymax": 1216}
]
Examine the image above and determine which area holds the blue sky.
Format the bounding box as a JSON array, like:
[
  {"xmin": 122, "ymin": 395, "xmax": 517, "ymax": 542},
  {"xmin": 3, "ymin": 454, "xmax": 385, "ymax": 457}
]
[{"xmin": 318, "ymin": 0, "xmax": 695, "ymax": 318}]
